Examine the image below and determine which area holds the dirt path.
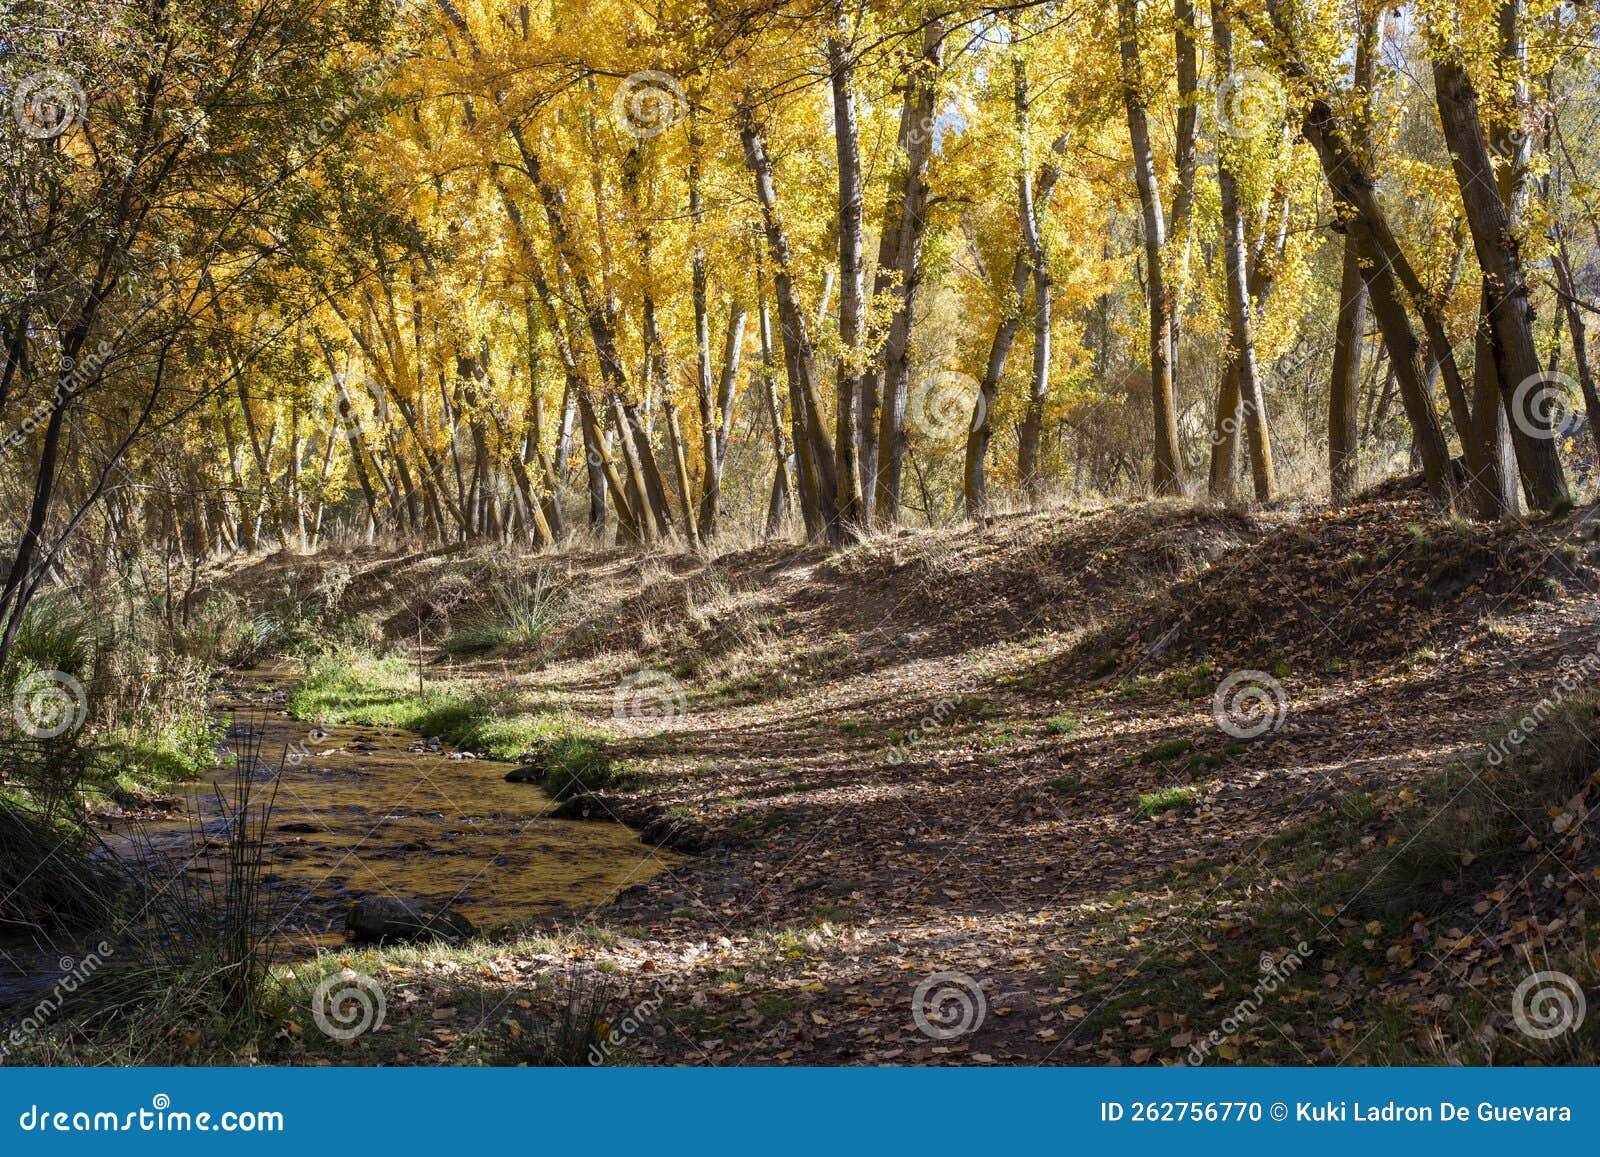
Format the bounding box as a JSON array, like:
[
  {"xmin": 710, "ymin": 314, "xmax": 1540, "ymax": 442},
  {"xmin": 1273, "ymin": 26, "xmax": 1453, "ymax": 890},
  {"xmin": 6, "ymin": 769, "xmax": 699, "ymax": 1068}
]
[{"xmin": 240, "ymin": 498, "xmax": 1600, "ymax": 1065}]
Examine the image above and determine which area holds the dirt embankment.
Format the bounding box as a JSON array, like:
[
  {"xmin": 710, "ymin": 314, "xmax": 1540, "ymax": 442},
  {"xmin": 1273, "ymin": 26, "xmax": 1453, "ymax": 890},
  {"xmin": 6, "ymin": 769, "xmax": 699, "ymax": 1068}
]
[{"xmin": 216, "ymin": 497, "xmax": 1600, "ymax": 1066}]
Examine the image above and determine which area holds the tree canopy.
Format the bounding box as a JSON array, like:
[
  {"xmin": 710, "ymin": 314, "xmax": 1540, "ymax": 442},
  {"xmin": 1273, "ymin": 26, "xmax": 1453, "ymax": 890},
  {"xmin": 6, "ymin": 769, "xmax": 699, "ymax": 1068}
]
[{"xmin": 4, "ymin": 0, "xmax": 1600, "ymax": 658}]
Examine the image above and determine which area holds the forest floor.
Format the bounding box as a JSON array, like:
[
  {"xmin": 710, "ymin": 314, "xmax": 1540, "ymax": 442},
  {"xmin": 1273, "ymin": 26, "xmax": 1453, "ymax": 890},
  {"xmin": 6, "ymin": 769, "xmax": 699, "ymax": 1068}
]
[{"xmin": 224, "ymin": 490, "xmax": 1600, "ymax": 1066}]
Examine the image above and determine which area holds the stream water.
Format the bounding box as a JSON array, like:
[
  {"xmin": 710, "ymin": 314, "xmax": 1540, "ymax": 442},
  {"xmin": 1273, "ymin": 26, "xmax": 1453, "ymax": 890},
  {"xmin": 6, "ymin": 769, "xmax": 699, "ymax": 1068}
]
[{"xmin": 0, "ymin": 667, "xmax": 680, "ymax": 1008}]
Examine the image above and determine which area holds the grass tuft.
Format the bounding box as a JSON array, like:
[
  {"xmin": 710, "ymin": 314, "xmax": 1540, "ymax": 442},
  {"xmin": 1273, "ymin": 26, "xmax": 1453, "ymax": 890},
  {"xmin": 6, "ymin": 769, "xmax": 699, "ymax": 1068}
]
[
  {"xmin": 1045, "ymin": 712, "xmax": 1080, "ymax": 736},
  {"xmin": 1134, "ymin": 785, "xmax": 1197, "ymax": 820},
  {"xmin": 444, "ymin": 573, "xmax": 564, "ymax": 656},
  {"xmin": 286, "ymin": 643, "xmax": 625, "ymax": 796},
  {"xmin": 1350, "ymin": 697, "xmax": 1600, "ymax": 916}
]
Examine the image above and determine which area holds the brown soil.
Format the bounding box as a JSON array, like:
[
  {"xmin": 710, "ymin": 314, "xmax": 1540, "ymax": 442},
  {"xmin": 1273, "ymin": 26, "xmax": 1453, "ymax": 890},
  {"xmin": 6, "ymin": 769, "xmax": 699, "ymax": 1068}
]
[{"xmin": 235, "ymin": 496, "xmax": 1600, "ymax": 1066}]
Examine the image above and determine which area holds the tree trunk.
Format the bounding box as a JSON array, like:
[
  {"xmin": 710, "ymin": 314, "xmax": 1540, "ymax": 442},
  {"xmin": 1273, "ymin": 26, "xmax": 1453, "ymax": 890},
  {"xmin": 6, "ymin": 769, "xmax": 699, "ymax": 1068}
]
[
  {"xmin": 754, "ymin": 272, "xmax": 793, "ymax": 538},
  {"xmin": 872, "ymin": 20, "xmax": 944, "ymax": 525},
  {"xmin": 1465, "ymin": 0, "xmax": 1530, "ymax": 518},
  {"xmin": 1432, "ymin": 52, "xmax": 1569, "ymax": 510},
  {"xmin": 1012, "ymin": 34, "xmax": 1054, "ymax": 503},
  {"xmin": 1211, "ymin": 0, "xmax": 1275, "ymax": 502},
  {"xmin": 1327, "ymin": 6, "xmax": 1380, "ymax": 507},
  {"xmin": 1117, "ymin": 0, "xmax": 1185, "ymax": 495},
  {"xmin": 714, "ymin": 305, "xmax": 747, "ymax": 476},
  {"xmin": 1209, "ymin": 361, "xmax": 1243, "ymax": 501},
  {"xmin": 1359, "ymin": 239, "xmax": 1458, "ymax": 508},
  {"xmin": 966, "ymin": 253, "xmax": 1029, "ymax": 518},
  {"xmin": 1328, "ymin": 240, "xmax": 1367, "ymax": 505},
  {"xmin": 688, "ymin": 114, "xmax": 721, "ymax": 541},
  {"xmin": 828, "ymin": 29, "xmax": 868, "ymax": 534},
  {"xmin": 1553, "ymin": 233, "xmax": 1600, "ymax": 463},
  {"xmin": 1169, "ymin": 0, "xmax": 1200, "ymax": 361},
  {"xmin": 740, "ymin": 105, "xmax": 842, "ymax": 541}
]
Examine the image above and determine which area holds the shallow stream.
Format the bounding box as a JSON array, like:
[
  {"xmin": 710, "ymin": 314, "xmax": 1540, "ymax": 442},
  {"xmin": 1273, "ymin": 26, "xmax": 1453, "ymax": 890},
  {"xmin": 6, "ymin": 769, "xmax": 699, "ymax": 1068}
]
[{"xmin": 0, "ymin": 667, "xmax": 679, "ymax": 1009}]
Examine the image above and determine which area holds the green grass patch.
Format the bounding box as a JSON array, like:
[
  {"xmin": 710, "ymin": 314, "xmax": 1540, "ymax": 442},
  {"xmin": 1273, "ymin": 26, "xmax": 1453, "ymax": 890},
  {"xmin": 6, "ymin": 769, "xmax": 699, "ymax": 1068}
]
[
  {"xmin": 1135, "ymin": 737, "xmax": 1195, "ymax": 765},
  {"xmin": 285, "ymin": 646, "xmax": 615, "ymax": 787},
  {"xmin": 96, "ymin": 721, "xmax": 222, "ymax": 798},
  {"xmin": 1134, "ymin": 785, "xmax": 1197, "ymax": 820},
  {"xmin": 1167, "ymin": 660, "xmax": 1218, "ymax": 698},
  {"xmin": 538, "ymin": 734, "xmax": 628, "ymax": 799},
  {"xmin": 1045, "ymin": 712, "xmax": 1080, "ymax": 736}
]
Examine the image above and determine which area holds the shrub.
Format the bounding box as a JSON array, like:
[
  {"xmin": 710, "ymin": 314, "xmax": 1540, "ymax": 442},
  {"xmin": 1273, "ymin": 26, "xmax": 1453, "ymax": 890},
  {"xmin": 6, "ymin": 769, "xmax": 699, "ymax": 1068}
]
[
  {"xmin": 444, "ymin": 572, "xmax": 564, "ymax": 655},
  {"xmin": 0, "ymin": 795, "xmax": 117, "ymax": 928}
]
